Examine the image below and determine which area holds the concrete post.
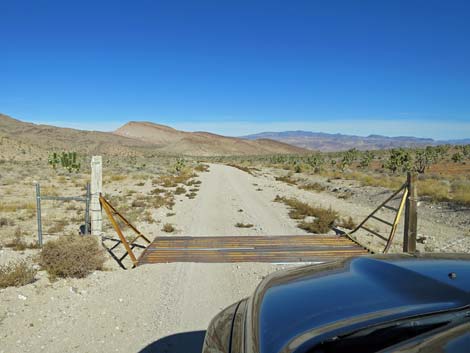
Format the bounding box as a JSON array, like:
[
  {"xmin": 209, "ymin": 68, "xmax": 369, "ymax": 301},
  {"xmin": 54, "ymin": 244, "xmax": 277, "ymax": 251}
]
[{"xmin": 90, "ymin": 156, "xmax": 103, "ymax": 236}]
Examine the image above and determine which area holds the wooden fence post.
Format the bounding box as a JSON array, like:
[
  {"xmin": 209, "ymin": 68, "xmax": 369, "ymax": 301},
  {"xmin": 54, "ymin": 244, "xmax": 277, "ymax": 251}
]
[
  {"xmin": 90, "ymin": 156, "xmax": 103, "ymax": 236},
  {"xmin": 403, "ymin": 172, "xmax": 418, "ymax": 253}
]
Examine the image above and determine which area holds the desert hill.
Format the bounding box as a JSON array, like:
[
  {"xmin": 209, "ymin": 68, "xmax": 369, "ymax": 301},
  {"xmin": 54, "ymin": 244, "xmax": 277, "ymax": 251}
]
[
  {"xmin": 113, "ymin": 121, "xmax": 307, "ymax": 156},
  {"xmin": 0, "ymin": 114, "xmax": 149, "ymax": 160},
  {"xmin": 0, "ymin": 114, "xmax": 307, "ymax": 160}
]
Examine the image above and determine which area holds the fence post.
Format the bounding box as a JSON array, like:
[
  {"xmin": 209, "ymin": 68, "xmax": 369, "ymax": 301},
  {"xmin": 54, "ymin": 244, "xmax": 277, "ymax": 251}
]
[
  {"xmin": 35, "ymin": 183, "xmax": 43, "ymax": 247},
  {"xmin": 403, "ymin": 172, "xmax": 418, "ymax": 253},
  {"xmin": 90, "ymin": 156, "xmax": 103, "ymax": 236}
]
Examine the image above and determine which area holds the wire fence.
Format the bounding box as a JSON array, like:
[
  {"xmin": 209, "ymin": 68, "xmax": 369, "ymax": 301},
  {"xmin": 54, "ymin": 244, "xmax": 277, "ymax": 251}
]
[{"xmin": 34, "ymin": 183, "xmax": 91, "ymax": 246}]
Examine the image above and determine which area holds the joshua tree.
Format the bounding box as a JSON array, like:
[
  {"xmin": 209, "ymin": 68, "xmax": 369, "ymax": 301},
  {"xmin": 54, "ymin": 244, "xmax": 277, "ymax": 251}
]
[
  {"xmin": 383, "ymin": 148, "xmax": 412, "ymax": 174},
  {"xmin": 414, "ymin": 146, "xmax": 437, "ymax": 174}
]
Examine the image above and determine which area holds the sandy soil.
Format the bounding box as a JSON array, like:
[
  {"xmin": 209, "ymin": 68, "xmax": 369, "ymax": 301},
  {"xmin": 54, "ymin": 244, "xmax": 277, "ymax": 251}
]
[{"xmin": 0, "ymin": 164, "xmax": 304, "ymax": 353}]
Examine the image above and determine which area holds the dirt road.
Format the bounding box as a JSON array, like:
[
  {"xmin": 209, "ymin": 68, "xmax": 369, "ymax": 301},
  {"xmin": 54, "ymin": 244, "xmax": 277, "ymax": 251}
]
[{"xmin": 0, "ymin": 164, "xmax": 308, "ymax": 353}]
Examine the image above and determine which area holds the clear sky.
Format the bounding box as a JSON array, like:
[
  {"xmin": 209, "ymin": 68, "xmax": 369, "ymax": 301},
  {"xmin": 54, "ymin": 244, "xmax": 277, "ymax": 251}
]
[{"xmin": 1, "ymin": 0, "xmax": 470, "ymax": 139}]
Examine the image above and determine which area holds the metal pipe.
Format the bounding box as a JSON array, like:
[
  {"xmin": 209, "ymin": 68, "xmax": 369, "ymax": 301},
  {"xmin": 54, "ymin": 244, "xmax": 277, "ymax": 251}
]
[
  {"xmin": 35, "ymin": 183, "xmax": 43, "ymax": 247},
  {"xmin": 84, "ymin": 183, "xmax": 91, "ymax": 235}
]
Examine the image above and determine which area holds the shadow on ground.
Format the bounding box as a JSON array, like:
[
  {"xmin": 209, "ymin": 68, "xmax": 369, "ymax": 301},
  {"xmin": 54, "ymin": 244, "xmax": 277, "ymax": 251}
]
[{"xmin": 139, "ymin": 330, "xmax": 206, "ymax": 353}]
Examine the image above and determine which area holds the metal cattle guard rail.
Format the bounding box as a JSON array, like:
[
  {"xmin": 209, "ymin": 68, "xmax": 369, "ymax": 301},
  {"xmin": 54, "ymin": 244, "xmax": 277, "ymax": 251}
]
[{"xmin": 99, "ymin": 173, "xmax": 418, "ymax": 267}]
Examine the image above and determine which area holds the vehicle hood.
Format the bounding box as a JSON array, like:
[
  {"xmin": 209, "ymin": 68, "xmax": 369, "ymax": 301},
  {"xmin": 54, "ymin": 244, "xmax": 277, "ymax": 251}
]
[{"xmin": 246, "ymin": 254, "xmax": 470, "ymax": 353}]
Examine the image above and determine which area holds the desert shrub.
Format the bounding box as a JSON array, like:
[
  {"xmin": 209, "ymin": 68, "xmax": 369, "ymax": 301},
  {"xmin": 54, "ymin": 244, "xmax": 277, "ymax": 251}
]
[
  {"xmin": 299, "ymin": 219, "xmax": 333, "ymax": 234},
  {"xmin": 186, "ymin": 192, "xmax": 197, "ymax": 199},
  {"xmin": 226, "ymin": 164, "xmax": 254, "ymax": 175},
  {"xmin": 186, "ymin": 179, "xmax": 202, "ymax": 186},
  {"xmin": 151, "ymin": 194, "xmax": 175, "ymax": 209},
  {"xmin": 418, "ymin": 179, "xmax": 450, "ymax": 202},
  {"xmin": 108, "ymin": 175, "xmax": 127, "ymax": 182},
  {"xmin": 274, "ymin": 196, "xmax": 338, "ymax": 233},
  {"xmin": 194, "ymin": 164, "xmax": 210, "ymax": 172},
  {"xmin": 142, "ymin": 210, "xmax": 155, "ymax": 223},
  {"xmin": 451, "ymin": 180, "xmax": 470, "ymax": 205},
  {"xmin": 150, "ymin": 187, "xmax": 166, "ymax": 195},
  {"xmin": 275, "ymin": 175, "xmax": 297, "ymax": 185},
  {"xmin": 5, "ymin": 229, "xmax": 39, "ymax": 251},
  {"xmin": 0, "ymin": 261, "xmax": 37, "ymax": 288},
  {"xmin": 162, "ymin": 223, "xmax": 175, "ymax": 233},
  {"xmin": 235, "ymin": 222, "xmax": 254, "ymax": 228},
  {"xmin": 0, "ymin": 217, "xmax": 14, "ymax": 227},
  {"xmin": 175, "ymin": 186, "xmax": 186, "ymax": 195},
  {"xmin": 338, "ymin": 216, "xmax": 357, "ymax": 230},
  {"xmin": 47, "ymin": 220, "xmax": 67, "ymax": 234},
  {"xmin": 131, "ymin": 199, "xmax": 146, "ymax": 207},
  {"xmin": 299, "ymin": 182, "xmax": 326, "ymax": 192},
  {"xmin": 39, "ymin": 236, "xmax": 105, "ymax": 279}
]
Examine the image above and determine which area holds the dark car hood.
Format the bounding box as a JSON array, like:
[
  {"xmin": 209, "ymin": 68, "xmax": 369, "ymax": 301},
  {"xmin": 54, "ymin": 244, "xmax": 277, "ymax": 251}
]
[{"xmin": 245, "ymin": 254, "xmax": 470, "ymax": 353}]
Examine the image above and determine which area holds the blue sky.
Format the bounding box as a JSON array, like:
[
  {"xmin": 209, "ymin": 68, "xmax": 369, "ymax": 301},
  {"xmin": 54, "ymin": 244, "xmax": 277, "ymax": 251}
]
[{"xmin": 1, "ymin": 0, "xmax": 470, "ymax": 139}]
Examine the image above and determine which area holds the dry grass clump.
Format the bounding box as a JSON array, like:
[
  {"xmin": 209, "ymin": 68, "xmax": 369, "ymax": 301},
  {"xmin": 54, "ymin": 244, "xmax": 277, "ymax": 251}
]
[
  {"xmin": 0, "ymin": 202, "xmax": 36, "ymax": 212},
  {"xmin": 226, "ymin": 164, "xmax": 259, "ymax": 175},
  {"xmin": 175, "ymin": 186, "xmax": 186, "ymax": 195},
  {"xmin": 274, "ymin": 195, "xmax": 338, "ymax": 234},
  {"xmin": 186, "ymin": 179, "xmax": 202, "ymax": 186},
  {"xmin": 5, "ymin": 229, "xmax": 39, "ymax": 251},
  {"xmin": 299, "ymin": 182, "xmax": 326, "ymax": 192},
  {"xmin": 338, "ymin": 216, "xmax": 357, "ymax": 230},
  {"xmin": 151, "ymin": 193, "xmax": 175, "ymax": 209},
  {"xmin": 195, "ymin": 164, "xmax": 210, "ymax": 172},
  {"xmin": 0, "ymin": 217, "xmax": 14, "ymax": 227},
  {"xmin": 418, "ymin": 179, "xmax": 450, "ymax": 202},
  {"xmin": 47, "ymin": 220, "xmax": 68, "ymax": 234},
  {"xmin": 150, "ymin": 187, "xmax": 166, "ymax": 195},
  {"xmin": 142, "ymin": 210, "xmax": 155, "ymax": 223},
  {"xmin": 452, "ymin": 181, "xmax": 470, "ymax": 205},
  {"xmin": 0, "ymin": 261, "xmax": 37, "ymax": 289},
  {"xmin": 131, "ymin": 199, "xmax": 146, "ymax": 207},
  {"xmin": 186, "ymin": 192, "xmax": 197, "ymax": 199},
  {"xmin": 107, "ymin": 175, "xmax": 127, "ymax": 182},
  {"xmin": 235, "ymin": 222, "xmax": 254, "ymax": 228},
  {"xmin": 275, "ymin": 175, "xmax": 297, "ymax": 185},
  {"xmin": 162, "ymin": 223, "xmax": 175, "ymax": 233},
  {"xmin": 39, "ymin": 236, "xmax": 105, "ymax": 279},
  {"xmin": 157, "ymin": 169, "xmax": 197, "ymax": 188}
]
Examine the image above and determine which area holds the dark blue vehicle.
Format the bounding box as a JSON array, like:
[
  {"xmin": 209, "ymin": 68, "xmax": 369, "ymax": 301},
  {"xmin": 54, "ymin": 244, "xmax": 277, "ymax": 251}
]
[{"xmin": 203, "ymin": 254, "xmax": 470, "ymax": 353}]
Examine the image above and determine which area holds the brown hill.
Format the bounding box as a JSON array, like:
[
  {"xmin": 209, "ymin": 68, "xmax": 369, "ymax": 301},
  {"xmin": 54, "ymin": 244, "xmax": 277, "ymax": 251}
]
[
  {"xmin": 114, "ymin": 121, "xmax": 306, "ymax": 156},
  {"xmin": 0, "ymin": 114, "xmax": 306, "ymax": 160},
  {"xmin": 0, "ymin": 114, "xmax": 151, "ymax": 160}
]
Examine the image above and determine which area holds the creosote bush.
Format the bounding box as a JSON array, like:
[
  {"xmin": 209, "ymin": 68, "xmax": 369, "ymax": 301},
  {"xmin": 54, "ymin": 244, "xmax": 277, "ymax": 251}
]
[
  {"xmin": 0, "ymin": 261, "xmax": 37, "ymax": 288},
  {"xmin": 162, "ymin": 223, "xmax": 175, "ymax": 233},
  {"xmin": 39, "ymin": 236, "xmax": 105, "ymax": 279},
  {"xmin": 275, "ymin": 195, "xmax": 338, "ymax": 234}
]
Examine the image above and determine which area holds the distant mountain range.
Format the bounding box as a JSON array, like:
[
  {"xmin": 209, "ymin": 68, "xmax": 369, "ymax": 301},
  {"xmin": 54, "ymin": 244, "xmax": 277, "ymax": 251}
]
[
  {"xmin": 241, "ymin": 131, "xmax": 470, "ymax": 152},
  {"xmin": 1, "ymin": 113, "xmax": 468, "ymax": 161}
]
